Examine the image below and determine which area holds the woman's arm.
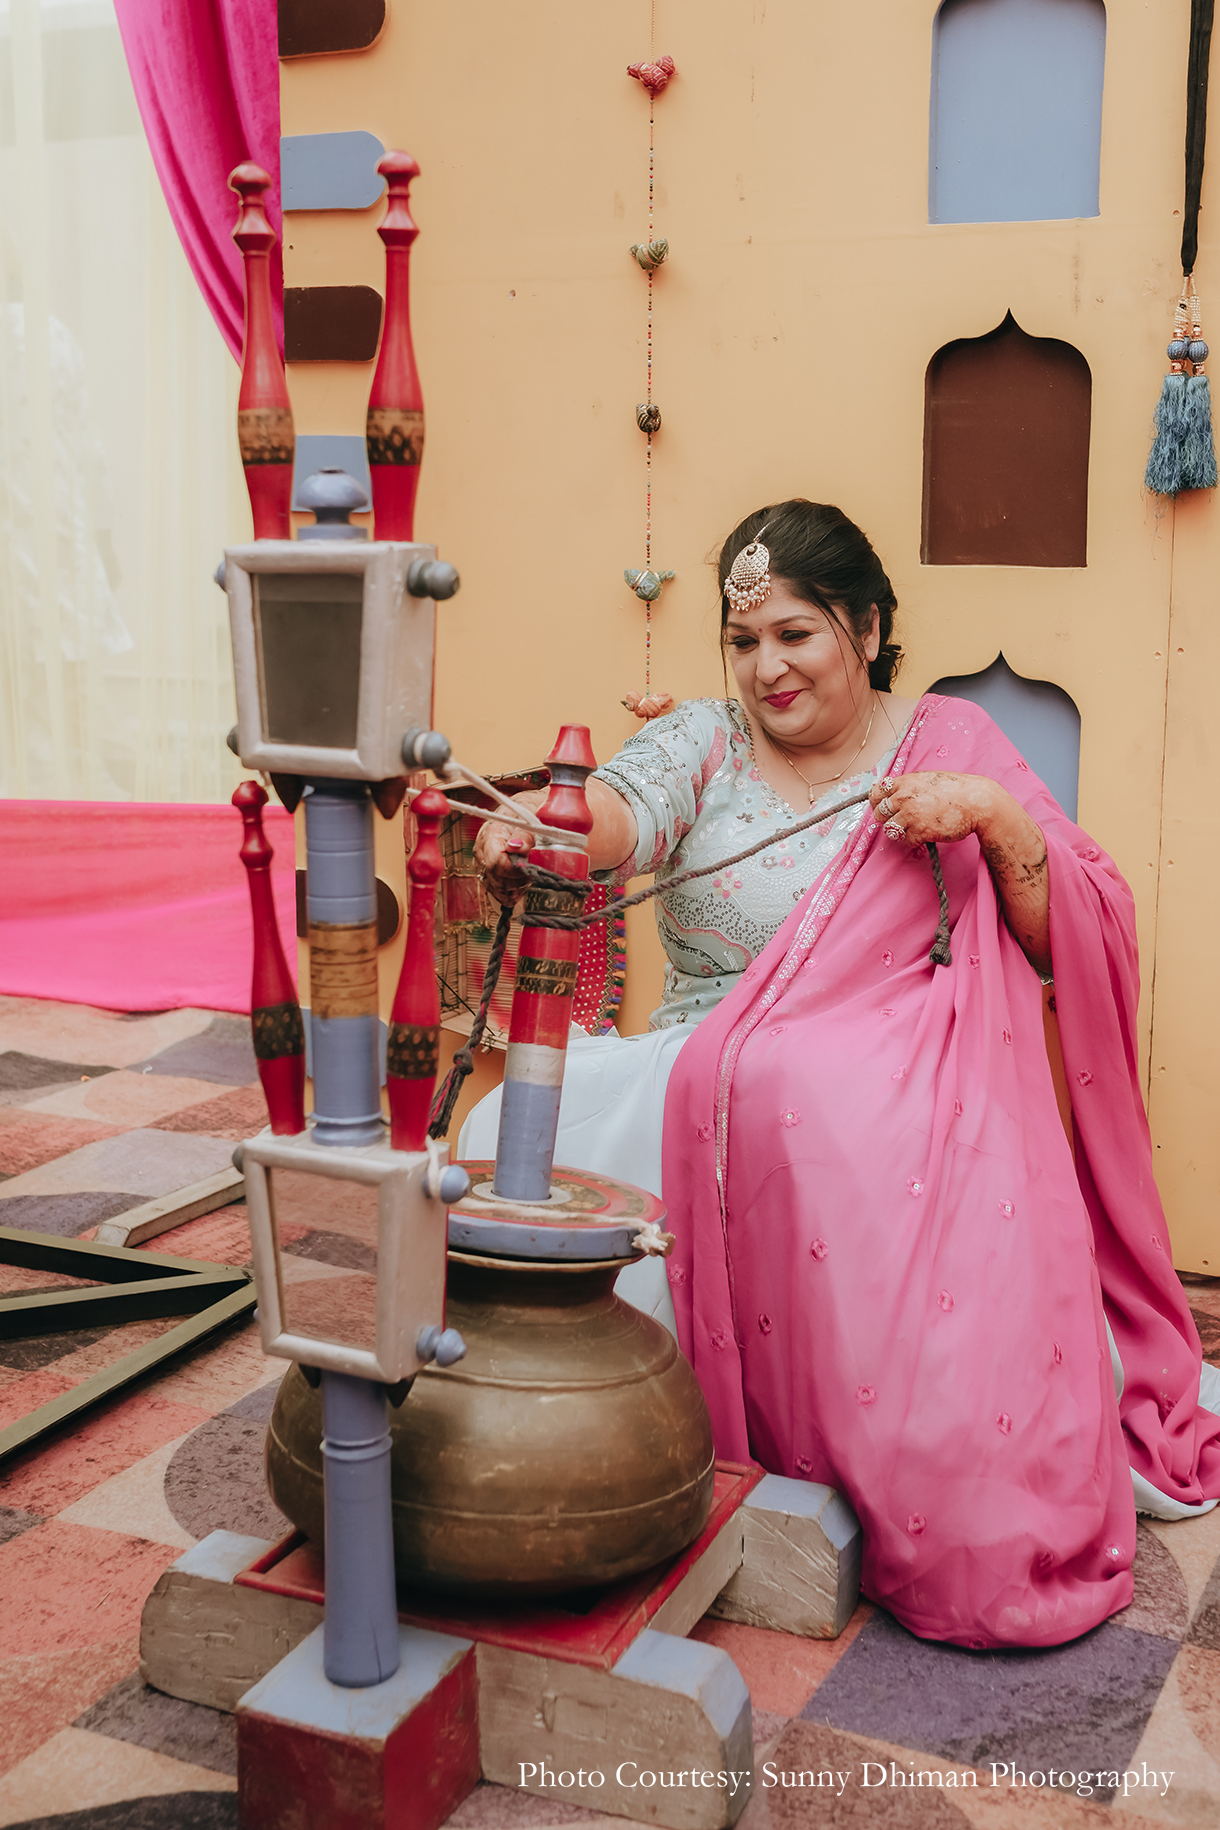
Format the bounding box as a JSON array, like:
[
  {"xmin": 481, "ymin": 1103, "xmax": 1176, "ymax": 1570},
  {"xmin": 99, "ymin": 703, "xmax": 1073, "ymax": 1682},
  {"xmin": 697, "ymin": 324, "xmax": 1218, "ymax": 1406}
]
[
  {"xmin": 473, "ymin": 778, "xmax": 639, "ymax": 904},
  {"xmin": 868, "ymin": 773, "xmax": 1051, "ymax": 978}
]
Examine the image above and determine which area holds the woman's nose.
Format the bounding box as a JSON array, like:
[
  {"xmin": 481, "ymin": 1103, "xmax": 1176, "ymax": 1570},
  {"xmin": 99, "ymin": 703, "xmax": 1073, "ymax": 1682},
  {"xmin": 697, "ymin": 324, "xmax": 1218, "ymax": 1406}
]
[{"xmin": 755, "ymin": 642, "xmax": 789, "ymax": 684}]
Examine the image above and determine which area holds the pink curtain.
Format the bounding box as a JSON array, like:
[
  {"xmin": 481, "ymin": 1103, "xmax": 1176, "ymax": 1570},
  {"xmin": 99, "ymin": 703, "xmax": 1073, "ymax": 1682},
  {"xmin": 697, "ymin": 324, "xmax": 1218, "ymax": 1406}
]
[
  {"xmin": 0, "ymin": 802, "xmax": 297, "ymax": 1014},
  {"xmin": 113, "ymin": 0, "xmax": 282, "ymax": 360}
]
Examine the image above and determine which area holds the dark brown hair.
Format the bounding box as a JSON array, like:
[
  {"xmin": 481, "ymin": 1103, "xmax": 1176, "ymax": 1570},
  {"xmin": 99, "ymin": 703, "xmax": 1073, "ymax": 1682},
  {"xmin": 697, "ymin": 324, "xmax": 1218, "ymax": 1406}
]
[{"xmin": 717, "ymin": 500, "xmax": 902, "ymax": 691}]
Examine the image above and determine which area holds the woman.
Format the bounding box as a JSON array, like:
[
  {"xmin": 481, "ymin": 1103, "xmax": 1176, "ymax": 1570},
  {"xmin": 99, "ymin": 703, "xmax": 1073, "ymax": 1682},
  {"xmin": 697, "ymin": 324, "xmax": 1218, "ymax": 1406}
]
[{"xmin": 469, "ymin": 499, "xmax": 1220, "ymax": 1648}]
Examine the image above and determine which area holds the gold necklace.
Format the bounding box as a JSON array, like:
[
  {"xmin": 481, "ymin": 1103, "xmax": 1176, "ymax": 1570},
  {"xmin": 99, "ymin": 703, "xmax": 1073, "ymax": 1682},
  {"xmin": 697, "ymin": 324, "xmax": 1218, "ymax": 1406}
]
[{"xmin": 770, "ymin": 696, "xmax": 879, "ymax": 807}]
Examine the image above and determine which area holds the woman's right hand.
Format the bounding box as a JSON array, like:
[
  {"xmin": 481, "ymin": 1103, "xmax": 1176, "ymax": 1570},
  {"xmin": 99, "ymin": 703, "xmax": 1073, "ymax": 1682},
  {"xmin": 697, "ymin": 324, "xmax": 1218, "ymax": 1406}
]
[
  {"xmin": 472, "ymin": 777, "xmax": 640, "ymax": 904},
  {"xmin": 473, "ymin": 790, "xmax": 547, "ymax": 906}
]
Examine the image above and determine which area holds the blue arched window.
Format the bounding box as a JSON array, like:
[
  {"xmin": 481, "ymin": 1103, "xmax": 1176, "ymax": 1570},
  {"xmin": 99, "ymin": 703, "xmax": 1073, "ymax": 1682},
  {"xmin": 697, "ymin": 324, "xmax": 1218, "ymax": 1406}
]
[
  {"xmin": 930, "ymin": 655, "xmax": 1081, "ymax": 818},
  {"xmin": 930, "ymin": 0, "xmax": 1106, "ymax": 224}
]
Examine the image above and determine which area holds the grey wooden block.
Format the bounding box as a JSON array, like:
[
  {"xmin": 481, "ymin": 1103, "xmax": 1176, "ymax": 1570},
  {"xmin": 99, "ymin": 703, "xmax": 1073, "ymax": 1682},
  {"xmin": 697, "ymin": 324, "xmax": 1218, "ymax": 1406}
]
[
  {"xmin": 708, "ymin": 1475, "xmax": 861, "ymax": 1639},
  {"xmin": 237, "ymin": 1619, "xmax": 473, "ymax": 1730},
  {"xmin": 479, "ymin": 1629, "xmax": 752, "ymax": 1829},
  {"xmin": 281, "ymin": 131, "xmax": 386, "ymax": 211},
  {"xmin": 140, "ymin": 1530, "xmax": 322, "ymax": 1713},
  {"xmin": 650, "ymin": 1507, "xmax": 744, "ymax": 1640}
]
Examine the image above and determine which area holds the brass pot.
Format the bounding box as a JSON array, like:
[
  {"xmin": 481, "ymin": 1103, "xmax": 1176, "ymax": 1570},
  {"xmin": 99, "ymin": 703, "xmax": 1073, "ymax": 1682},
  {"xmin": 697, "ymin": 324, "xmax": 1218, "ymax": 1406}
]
[{"xmin": 266, "ymin": 1250, "xmax": 715, "ymax": 1598}]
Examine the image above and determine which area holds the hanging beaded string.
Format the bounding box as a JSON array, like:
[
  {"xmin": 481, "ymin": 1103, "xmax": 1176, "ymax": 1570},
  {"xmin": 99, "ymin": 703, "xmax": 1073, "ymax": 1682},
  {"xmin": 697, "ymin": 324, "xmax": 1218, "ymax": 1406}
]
[
  {"xmin": 645, "ymin": 78, "xmax": 654, "ymax": 691},
  {"xmin": 625, "ymin": 37, "xmax": 675, "ymax": 719}
]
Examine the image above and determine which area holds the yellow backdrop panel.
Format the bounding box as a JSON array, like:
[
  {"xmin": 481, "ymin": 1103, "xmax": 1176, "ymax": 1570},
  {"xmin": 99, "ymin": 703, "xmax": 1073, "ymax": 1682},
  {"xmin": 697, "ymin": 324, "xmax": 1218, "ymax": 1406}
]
[{"xmin": 280, "ymin": 2, "xmax": 1217, "ymax": 1269}]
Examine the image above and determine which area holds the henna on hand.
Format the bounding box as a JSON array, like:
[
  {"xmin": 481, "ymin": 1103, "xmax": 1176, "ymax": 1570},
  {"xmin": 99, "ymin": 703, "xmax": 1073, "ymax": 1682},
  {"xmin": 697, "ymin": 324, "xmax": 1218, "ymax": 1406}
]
[{"xmin": 868, "ymin": 772, "xmax": 1052, "ymax": 977}]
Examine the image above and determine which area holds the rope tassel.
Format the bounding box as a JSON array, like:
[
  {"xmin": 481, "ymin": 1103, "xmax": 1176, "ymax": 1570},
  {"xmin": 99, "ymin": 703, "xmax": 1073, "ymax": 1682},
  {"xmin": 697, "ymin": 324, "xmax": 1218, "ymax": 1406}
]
[
  {"xmin": 1146, "ymin": 368, "xmax": 1188, "ymax": 497},
  {"xmin": 1183, "ymin": 371, "xmax": 1218, "ymax": 488},
  {"xmin": 1148, "ymin": 5, "xmax": 1217, "ymax": 495},
  {"xmin": 1147, "ymin": 277, "xmax": 1215, "ymax": 496}
]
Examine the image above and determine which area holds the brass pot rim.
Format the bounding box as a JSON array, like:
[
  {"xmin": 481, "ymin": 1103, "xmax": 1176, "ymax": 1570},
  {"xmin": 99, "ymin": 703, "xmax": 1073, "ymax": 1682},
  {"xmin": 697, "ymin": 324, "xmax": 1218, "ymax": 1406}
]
[{"xmin": 446, "ymin": 1248, "xmax": 644, "ymax": 1274}]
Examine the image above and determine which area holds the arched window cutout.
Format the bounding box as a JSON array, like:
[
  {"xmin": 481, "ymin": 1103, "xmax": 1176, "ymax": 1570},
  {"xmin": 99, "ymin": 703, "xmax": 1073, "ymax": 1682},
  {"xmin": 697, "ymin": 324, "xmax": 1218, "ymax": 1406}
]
[
  {"xmin": 922, "ymin": 312, "xmax": 1091, "ymax": 567},
  {"xmin": 930, "ymin": 654, "xmax": 1081, "ymax": 818},
  {"xmin": 930, "ymin": 0, "xmax": 1105, "ymax": 224}
]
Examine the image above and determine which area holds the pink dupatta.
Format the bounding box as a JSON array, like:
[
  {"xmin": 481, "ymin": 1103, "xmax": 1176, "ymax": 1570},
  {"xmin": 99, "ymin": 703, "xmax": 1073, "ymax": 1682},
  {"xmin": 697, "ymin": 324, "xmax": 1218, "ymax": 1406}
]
[{"xmin": 664, "ymin": 695, "xmax": 1220, "ymax": 1647}]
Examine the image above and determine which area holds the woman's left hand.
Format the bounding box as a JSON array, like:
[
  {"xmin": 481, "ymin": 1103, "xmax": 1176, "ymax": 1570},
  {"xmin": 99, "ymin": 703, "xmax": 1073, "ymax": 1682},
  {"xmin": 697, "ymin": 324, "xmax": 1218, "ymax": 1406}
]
[
  {"xmin": 868, "ymin": 772, "xmax": 995, "ymax": 846},
  {"xmin": 869, "ymin": 772, "xmax": 1052, "ymax": 977}
]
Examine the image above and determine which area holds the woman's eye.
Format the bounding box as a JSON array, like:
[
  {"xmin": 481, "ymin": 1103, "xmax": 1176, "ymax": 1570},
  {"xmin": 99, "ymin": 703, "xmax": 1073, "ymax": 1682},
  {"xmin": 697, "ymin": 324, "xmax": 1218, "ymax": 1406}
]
[
  {"xmin": 729, "ymin": 637, "xmax": 755, "ymax": 650},
  {"xmin": 781, "ymin": 629, "xmax": 811, "ymax": 642}
]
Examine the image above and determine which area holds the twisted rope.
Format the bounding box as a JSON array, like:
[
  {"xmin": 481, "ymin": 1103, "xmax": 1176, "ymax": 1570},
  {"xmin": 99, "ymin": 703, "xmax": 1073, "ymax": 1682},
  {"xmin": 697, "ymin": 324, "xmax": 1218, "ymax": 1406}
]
[
  {"xmin": 427, "ymin": 791, "xmax": 952, "ymax": 1137},
  {"xmin": 428, "ymin": 901, "xmax": 516, "ymax": 1139},
  {"xmin": 525, "ymin": 789, "xmax": 951, "ymax": 961}
]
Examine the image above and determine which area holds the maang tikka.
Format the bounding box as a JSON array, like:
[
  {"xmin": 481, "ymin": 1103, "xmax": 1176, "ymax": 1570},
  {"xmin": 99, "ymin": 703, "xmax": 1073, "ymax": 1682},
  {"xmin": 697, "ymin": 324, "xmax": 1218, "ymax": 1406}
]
[{"xmin": 725, "ymin": 522, "xmax": 773, "ymax": 613}]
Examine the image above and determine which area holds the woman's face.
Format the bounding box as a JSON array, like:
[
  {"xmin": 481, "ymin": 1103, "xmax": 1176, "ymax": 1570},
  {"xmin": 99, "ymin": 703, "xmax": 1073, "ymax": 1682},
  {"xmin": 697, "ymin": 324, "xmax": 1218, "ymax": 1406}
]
[{"xmin": 724, "ymin": 578, "xmax": 879, "ymax": 748}]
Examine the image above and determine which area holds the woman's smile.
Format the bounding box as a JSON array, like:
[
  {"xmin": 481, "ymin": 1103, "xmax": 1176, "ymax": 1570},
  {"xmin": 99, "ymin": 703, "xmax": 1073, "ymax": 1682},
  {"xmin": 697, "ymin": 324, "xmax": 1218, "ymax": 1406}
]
[{"xmin": 762, "ymin": 688, "xmax": 803, "ymax": 708}]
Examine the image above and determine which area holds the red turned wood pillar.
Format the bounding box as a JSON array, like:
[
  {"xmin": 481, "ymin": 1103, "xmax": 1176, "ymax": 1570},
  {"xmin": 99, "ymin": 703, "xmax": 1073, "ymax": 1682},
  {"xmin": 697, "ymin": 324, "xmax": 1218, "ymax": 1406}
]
[
  {"xmin": 491, "ymin": 727, "xmax": 596, "ymax": 1201},
  {"xmin": 231, "ymin": 163, "xmax": 294, "ymax": 540},
  {"xmin": 233, "ymin": 782, "xmax": 306, "ymax": 1134},
  {"xmin": 385, "ymin": 787, "xmax": 447, "ymax": 1151},
  {"xmin": 366, "ymin": 152, "xmax": 424, "ymax": 540}
]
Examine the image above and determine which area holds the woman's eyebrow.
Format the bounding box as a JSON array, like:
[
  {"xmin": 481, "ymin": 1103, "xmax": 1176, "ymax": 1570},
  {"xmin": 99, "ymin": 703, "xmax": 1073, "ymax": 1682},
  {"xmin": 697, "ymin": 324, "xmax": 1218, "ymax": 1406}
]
[{"xmin": 725, "ymin": 613, "xmax": 822, "ymax": 633}]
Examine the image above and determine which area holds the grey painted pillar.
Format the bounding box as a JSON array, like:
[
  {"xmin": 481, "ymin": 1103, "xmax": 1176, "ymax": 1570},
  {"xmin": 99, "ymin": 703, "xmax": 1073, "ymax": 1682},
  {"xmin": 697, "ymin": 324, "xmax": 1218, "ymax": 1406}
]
[
  {"xmin": 320, "ymin": 1370, "xmax": 400, "ymax": 1686},
  {"xmin": 304, "ymin": 783, "xmax": 384, "ymax": 1147},
  {"xmin": 305, "ymin": 780, "xmax": 398, "ymax": 1685}
]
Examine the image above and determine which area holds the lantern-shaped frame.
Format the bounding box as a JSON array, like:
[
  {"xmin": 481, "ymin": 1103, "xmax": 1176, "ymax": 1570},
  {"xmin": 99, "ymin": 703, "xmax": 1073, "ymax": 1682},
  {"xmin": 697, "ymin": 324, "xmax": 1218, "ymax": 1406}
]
[
  {"xmin": 242, "ymin": 1130, "xmax": 450, "ymax": 1382},
  {"xmin": 225, "ymin": 539, "xmax": 436, "ymax": 782}
]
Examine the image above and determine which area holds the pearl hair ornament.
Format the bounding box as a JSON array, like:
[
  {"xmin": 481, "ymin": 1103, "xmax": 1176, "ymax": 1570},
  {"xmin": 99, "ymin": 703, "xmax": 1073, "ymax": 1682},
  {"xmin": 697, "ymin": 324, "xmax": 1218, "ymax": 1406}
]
[{"xmin": 724, "ymin": 523, "xmax": 773, "ymax": 613}]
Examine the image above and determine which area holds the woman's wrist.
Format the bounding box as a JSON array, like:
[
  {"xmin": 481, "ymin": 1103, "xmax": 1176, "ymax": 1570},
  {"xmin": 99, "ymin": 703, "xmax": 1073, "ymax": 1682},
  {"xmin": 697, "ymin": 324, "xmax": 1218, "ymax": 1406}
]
[
  {"xmin": 971, "ymin": 783, "xmax": 1052, "ymax": 975},
  {"xmin": 972, "ymin": 784, "xmax": 1045, "ymax": 869}
]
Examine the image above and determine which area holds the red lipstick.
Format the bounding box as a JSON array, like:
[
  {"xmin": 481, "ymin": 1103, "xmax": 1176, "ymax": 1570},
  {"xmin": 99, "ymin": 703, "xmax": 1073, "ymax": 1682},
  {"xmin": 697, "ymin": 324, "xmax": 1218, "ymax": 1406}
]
[{"xmin": 763, "ymin": 690, "xmax": 801, "ymax": 708}]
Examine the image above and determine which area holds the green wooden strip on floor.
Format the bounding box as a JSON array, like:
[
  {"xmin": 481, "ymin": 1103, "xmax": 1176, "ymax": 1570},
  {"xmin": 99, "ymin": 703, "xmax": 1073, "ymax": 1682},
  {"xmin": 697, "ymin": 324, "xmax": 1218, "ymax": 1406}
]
[
  {"xmin": 0, "ymin": 1224, "xmax": 246, "ymax": 1283},
  {"xmin": 0, "ymin": 1280, "xmax": 258, "ymax": 1463},
  {"xmin": 0, "ymin": 1271, "xmax": 250, "ymax": 1339}
]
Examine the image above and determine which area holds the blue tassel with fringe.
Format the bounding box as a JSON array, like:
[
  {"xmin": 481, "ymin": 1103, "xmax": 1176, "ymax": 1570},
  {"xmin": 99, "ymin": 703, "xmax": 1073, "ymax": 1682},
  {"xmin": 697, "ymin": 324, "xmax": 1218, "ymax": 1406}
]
[
  {"xmin": 1146, "ymin": 370, "xmax": 1188, "ymax": 496},
  {"xmin": 1182, "ymin": 373, "xmax": 1218, "ymax": 488},
  {"xmin": 1147, "ymin": 277, "xmax": 1217, "ymax": 496}
]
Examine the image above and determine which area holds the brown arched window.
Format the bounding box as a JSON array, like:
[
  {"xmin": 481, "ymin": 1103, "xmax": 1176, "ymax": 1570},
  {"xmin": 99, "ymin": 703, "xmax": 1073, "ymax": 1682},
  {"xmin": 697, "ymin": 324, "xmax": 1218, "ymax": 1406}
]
[{"xmin": 921, "ymin": 312, "xmax": 1091, "ymax": 567}]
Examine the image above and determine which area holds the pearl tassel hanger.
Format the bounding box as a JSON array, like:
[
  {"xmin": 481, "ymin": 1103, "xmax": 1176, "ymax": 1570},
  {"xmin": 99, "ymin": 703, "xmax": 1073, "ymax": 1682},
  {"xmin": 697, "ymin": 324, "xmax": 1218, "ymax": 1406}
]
[{"xmin": 622, "ymin": 36, "xmax": 676, "ymax": 722}]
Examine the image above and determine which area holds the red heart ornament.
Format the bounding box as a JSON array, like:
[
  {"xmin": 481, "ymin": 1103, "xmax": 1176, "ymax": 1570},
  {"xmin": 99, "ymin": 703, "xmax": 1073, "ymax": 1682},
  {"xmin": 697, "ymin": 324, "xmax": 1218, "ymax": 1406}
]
[{"xmin": 627, "ymin": 55, "xmax": 676, "ymax": 95}]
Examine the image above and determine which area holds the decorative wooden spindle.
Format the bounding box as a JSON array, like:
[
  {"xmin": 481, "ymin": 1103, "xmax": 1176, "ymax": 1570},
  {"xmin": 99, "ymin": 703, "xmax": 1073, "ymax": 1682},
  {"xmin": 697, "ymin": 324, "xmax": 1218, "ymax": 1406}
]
[
  {"xmin": 230, "ymin": 163, "xmax": 294, "ymax": 539},
  {"xmin": 385, "ymin": 786, "xmax": 448, "ymax": 1151},
  {"xmin": 492, "ymin": 727, "xmax": 596, "ymax": 1202},
  {"xmin": 233, "ymin": 781, "xmax": 306, "ymax": 1134},
  {"xmin": 366, "ymin": 152, "xmax": 424, "ymax": 540}
]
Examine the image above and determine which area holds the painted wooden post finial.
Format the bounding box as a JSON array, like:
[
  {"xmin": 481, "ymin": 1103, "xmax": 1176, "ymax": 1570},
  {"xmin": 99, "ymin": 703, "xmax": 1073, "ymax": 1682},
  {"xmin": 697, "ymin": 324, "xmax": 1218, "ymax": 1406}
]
[
  {"xmin": 366, "ymin": 152, "xmax": 424, "ymax": 541},
  {"xmin": 492, "ymin": 727, "xmax": 596, "ymax": 1202},
  {"xmin": 230, "ymin": 163, "xmax": 294, "ymax": 539},
  {"xmin": 232, "ymin": 781, "xmax": 306, "ymax": 1134},
  {"xmin": 385, "ymin": 787, "xmax": 448, "ymax": 1151}
]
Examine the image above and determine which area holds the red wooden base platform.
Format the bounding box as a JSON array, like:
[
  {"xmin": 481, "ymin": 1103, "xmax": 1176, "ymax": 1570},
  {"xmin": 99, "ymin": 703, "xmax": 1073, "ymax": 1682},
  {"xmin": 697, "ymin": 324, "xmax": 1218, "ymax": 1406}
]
[
  {"xmin": 142, "ymin": 1461, "xmax": 861, "ymax": 1829},
  {"xmin": 236, "ymin": 1461, "xmax": 762, "ymax": 1668}
]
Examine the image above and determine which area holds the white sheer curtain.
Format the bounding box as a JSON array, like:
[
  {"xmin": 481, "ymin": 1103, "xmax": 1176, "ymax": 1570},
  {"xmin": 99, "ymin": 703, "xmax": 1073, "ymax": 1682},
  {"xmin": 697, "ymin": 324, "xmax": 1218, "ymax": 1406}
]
[{"xmin": 0, "ymin": 0, "xmax": 247, "ymax": 802}]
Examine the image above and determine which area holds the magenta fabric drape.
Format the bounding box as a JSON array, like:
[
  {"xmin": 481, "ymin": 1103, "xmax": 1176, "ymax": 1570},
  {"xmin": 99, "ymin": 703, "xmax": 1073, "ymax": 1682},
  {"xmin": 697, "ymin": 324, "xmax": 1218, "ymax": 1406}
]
[
  {"xmin": 0, "ymin": 802, "xmax": 297, "ymax": 1013},
  {"xmin": 113, "ymin": 0, "xmax": 282, "ymax": 360}
]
